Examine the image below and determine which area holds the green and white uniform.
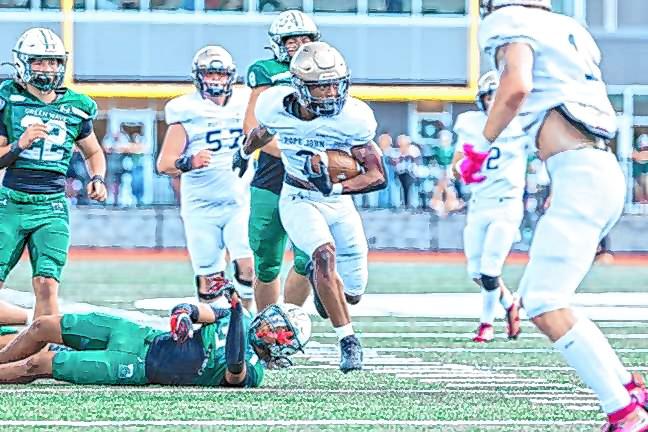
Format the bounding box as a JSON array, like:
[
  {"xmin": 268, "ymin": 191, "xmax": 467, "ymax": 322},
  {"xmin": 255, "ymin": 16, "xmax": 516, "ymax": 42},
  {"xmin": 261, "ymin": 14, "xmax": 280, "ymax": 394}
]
[
  {"xmin": 0, "ymin": 80, "xmax": 97, "ymax": 281},
  {"xmin": 53, "ymin": 310, "xmax": 265, "ymax": 387},
  {"xmin": 246, "ymin": 59, "xmax": 310, "ymax": 282}
]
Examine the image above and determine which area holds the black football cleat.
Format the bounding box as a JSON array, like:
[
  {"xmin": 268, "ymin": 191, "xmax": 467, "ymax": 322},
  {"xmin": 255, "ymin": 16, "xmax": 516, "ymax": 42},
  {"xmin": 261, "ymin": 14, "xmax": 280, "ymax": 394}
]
[{"xmin": 339, "ymin": 334, "xmax": 363, "ymax": 373}]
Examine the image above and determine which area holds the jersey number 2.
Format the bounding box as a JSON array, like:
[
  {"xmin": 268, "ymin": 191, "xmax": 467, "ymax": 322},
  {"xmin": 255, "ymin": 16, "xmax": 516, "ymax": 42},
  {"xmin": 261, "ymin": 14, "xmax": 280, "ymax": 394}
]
[
  {"xmin": 486, "ymin": 146, "xmax": 500, "ymax": 170},
  {"xmin": 19, "ymin": 115, "xmax": 66, "ymax": 161}
]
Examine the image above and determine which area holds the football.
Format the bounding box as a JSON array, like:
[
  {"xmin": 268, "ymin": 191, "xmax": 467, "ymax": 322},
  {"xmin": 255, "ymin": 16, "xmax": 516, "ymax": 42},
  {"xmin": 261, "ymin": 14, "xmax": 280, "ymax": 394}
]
[{"xmin": 310, "ymin": 150, "xmax": 363, "ymax": 184}]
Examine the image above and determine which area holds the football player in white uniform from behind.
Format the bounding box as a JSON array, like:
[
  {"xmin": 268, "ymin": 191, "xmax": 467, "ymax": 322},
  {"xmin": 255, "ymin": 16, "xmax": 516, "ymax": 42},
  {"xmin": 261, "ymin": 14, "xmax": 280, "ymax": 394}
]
[
  {"xmin": 458, "ymin": 1, "xmax": 648, "ymax": 430},
  {"xmin": 237, "ymin": 42, "xmax": 387, "ymax": 373},
  {"xmin": 157, "ymin": 46, "xmax": 255, "ymax": 310},
  {"xmin": 452, "ymin": 71, "xmax": 527, "ymax": 343}
]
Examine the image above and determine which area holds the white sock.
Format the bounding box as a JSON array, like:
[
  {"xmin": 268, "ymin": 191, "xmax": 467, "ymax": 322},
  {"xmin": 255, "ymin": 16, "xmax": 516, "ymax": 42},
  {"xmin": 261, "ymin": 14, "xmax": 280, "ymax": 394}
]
[
  {"xmin": 334, "ymin": 323, "xmax": 354, "ymax": 341},
  {"xmin": 480, "ymin": 288, "xmax": 499, "ymax": 325},
  {"xmin": 554, "ymin": 318, "xmax": 631, "ymax": 414},
  {"xmin": 499, "ymin": 288, "xmax": 514, "ymax": 311}
]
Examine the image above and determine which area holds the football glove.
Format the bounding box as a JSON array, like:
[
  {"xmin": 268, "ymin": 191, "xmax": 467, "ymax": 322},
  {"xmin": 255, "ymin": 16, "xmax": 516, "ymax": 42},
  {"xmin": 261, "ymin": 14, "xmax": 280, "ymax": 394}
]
[
  {"xmin": 303, "ymin": 155, "xmax": 336, "ymax": 196},
  {"xmin": 457, "ymin": 143, "xmax": 489, "ymax": 185},
  {"xmin": 232, "ymin": 141, "xmax": 251, "ymax": 178},
  {"xmin": 169, "ymin": 303, "xmax": 198, "ymax": 343}
]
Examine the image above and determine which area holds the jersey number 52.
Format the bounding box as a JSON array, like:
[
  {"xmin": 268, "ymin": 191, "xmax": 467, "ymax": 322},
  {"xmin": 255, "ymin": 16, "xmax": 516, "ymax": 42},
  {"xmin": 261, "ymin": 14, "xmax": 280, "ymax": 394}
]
[{"xmin": 19, "ymin": 115, "xmax": 67, "ymax": 161}]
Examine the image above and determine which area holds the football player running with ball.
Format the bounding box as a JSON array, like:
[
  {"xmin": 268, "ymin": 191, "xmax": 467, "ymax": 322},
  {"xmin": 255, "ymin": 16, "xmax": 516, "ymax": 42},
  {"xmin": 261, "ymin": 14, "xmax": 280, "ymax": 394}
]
[
  {"xmin": 452, "ymin": 71, "xmax": 527, "ymax": 343},
  {"xmin": 459, "ymin": 1, "xmax": 648, "ymax": 430},
  {"xmin": 0, "ymin": 28, "xmax": 107, "ymax": 320},
  {"xmin": 233, "ymin": 10, "xmax": 320, "ymax": 311},
  {"xmin": 239, "ymin": 42, "xmax": 386, "ymax": 373},
  {"xmin": 158, "ymin": 46, "xmax": 255, "ymax": 309},
  {"xmin": 0, "ymin": 278, "xmax": 311, "ymax": 387}
]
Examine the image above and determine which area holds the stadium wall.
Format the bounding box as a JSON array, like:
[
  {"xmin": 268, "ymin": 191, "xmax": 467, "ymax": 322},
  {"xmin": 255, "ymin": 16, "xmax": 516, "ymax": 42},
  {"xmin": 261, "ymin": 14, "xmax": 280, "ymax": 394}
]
[{"xmin": 70, "ymin": 208, "xmax": 648, "ymax": 252}]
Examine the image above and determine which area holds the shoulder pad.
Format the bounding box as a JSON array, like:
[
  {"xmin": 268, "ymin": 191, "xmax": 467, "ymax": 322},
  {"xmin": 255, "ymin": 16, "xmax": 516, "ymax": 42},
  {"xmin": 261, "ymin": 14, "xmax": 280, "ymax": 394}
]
[
  {"xmin": 254, "ymin": 86, "xmax": 293, "ymax": 128},
  {"xmin": 164, "ymin": 93, "xmax": 196, "ymax": 125},
  {"xmin": 345, "ymin": 98, "xmax": 377, "ymax": 145},
  {"xmin": 247, "ymin": 62, "xmax": 273, "ymax": 88},
  {"xmin": 64, "ymin": 91, "xmax": 98, "ymax": 120},
  {"xmin": 479, "ymin": 7, "xmax": 540, "ymax": 66}
]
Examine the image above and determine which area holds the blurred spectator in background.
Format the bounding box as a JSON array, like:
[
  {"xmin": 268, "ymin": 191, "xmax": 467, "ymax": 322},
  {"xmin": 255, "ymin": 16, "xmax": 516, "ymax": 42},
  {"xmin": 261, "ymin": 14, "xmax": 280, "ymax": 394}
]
[
  {"xmin": 259, "ymin": 0, "xmax": 301, "ymax": 12},
  {"xmin": 428, "ymin": 129, "xmax": 463, "ymax": 216},
  {"xmin": 632, "ymin": 134, "xmax": 648, "ymax": 203},
  {"xmin": 181, "ymin": 0, "xmax": 243, "ymax": 10},
  {"xmin": 393, "ymin": 134, "xmax": 421, "ymax": 208},
  {"xmin": 386, "ymin": 0, "xmax": 403, "ymax": 12},
  {"xmin": 102, "ymin": 129, "xmax": 129, "ymax": 206},
  {"xmin": 364, "ymin": 132, "xmax": 399, "ymax": 208}
]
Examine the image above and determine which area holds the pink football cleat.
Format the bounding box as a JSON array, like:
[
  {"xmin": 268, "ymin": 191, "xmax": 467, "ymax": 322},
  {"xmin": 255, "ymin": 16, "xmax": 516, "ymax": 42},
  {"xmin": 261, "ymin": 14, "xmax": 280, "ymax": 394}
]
[
  {"xmin": 604, "ymin": 402, "xmax": 648, "ymax": 432},
  {"xmin": 472, "ymin": 323, "xmax": 494, "ymax": 343}
]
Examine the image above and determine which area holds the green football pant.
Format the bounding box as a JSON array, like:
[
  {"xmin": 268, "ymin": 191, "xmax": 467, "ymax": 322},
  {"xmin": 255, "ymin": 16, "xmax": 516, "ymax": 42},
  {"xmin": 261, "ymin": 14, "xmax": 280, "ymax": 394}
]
[
  {"xmin": 52, "ymin": 313, "xmax": 162, "ymax": 385},
  {"xmin": 248, "ymin": 187, "xmax": 310, "ymax": 282},
  {"xmin": 0, "ymin": 187, "xmax": 70, "ymax": 282}
]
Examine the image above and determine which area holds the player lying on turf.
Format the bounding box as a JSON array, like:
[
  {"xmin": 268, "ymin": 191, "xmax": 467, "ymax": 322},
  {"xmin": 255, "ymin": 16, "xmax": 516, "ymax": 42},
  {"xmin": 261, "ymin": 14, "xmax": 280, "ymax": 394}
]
[
  {"xmin": 235, "ymin": 42, "xmax": 386, "ymax": 373},
  {"xmin": 0, "ymin": 278, "xmax": 311, "ymax": 386}
]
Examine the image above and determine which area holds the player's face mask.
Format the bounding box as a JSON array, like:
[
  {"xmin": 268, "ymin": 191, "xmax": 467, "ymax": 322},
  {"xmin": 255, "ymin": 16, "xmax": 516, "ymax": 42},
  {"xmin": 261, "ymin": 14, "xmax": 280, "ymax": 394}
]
[
  {"xmin": 293, "ymin": 76, "xmax": 350, "ymax": 117},
  {"xmin": 22, "ymin": 56, "xmax": 66, "ymax": 92},
  {"xmin": 249, "ymin": 304, "xmax": 311, "ymax": 369},
  {"xmin": 194, "ymin": 66, "xmax": 236, "ymax": 99}
]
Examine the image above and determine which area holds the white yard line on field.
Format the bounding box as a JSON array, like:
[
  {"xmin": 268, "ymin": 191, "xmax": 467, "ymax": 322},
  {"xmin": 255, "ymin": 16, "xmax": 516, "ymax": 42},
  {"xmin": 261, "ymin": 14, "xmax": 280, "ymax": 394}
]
[{"xmin": 0, "ymin": 419, "xmax": 602, "ymax": 427}]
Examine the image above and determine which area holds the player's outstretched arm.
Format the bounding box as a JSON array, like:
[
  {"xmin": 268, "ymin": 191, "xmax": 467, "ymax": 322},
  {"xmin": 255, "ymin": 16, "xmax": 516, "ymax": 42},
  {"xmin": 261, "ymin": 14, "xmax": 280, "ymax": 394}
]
[
  {"xmin": 76, "ymin": 132, "xmax": 108, "ymax": 202},
  {"xmin": 342, "ymin": 141, "xmax": 387, "ymax": 194},
  {"xmin": 483, "ymin": 43, "xmax": 534, "ymax": 144},
  {"xmin": 223, "ymin": 296, "xmax": 248, "ymax": 386},
  {"xmin": 157, "ymin": 123, "xmax": 211, "ymax": 176}
]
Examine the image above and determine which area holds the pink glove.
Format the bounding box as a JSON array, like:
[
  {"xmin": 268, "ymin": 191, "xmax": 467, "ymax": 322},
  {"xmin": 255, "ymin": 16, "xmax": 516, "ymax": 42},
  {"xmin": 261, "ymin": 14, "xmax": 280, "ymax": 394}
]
[{"xmin": 458, "ymin": 143, "xmax": 489, "ymax": 184}]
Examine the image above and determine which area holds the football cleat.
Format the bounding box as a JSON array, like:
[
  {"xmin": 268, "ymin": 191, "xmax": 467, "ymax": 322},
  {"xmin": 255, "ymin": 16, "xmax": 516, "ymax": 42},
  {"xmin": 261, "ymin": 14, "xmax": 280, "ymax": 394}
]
[
  {"xmin": 627, "ymin": 373, "xmax": 648, "ymax": 409},
  {"xmin": 339, "ymin": 334, "xmax": 363, "ymax": 373},
  {"xmin": 473, "ymin": 323, "xmax": 494, "ymax": 343},
  {"xmin": 604, "ymin": 405, "xmax": 648, "ymax": 432},
  {"xmin": 505, "ymin": 301, "xmax": 522, "ymax": 340}
]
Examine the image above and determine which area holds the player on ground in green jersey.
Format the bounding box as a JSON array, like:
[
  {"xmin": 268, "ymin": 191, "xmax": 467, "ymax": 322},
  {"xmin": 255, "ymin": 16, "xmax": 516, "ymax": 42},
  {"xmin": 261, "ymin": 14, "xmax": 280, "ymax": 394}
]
[
  {"xmin": 233, "ymin": 10, "xmax": 320, "ymax": 311},
  {"xmin": 0, "ymin": 28, "xmax": 107, "ymax": 319},
  {"xmin": 0, "ymin": 278, "xmax": 311, "ymax": 386}
]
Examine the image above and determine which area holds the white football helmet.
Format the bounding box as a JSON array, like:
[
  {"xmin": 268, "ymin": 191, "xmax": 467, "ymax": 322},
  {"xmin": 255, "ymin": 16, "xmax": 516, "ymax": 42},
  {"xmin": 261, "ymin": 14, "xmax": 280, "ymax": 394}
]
[
  {"xmin": 249, "ymin": 303, "xmax": 312, "ymax": 369},
  {"xmin": 476, "ymin": 71, "xmax": 499, "ymax": 112},
  {"xmin": 291, "ymin": 41, "xmax": 350, "ymax": 117},
  {"xmin": 12, "ymin": 28, "xmax": 67, "ymax": 92},
  {"xmin": 268, "ymin": 10, "xmax": 320, "ymax": 63},
  {"xmin": 481, "ymin": 0, "xmax": 551, "ymax": 16},
  {"xmin": 191, "ymin": 45, "xmax": 237, "ymax": 99}
]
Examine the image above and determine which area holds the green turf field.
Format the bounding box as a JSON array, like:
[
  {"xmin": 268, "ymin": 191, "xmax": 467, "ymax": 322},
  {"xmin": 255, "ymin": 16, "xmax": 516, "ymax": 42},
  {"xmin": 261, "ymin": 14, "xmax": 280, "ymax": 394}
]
[{"xmin": 0, "ymin": 257, "xmax": 646, "ymax": 431}]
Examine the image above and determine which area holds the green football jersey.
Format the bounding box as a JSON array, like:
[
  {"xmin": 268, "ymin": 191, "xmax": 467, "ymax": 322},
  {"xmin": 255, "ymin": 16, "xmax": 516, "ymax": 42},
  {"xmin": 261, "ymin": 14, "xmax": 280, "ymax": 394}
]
[
  {"xmin": 246, "ymin": 58, "xmax": 291, "ymax": 88},
  {"xmin": 193, "ymin": 309, "xmax": 265, "ymax": 387},
  {"xmin": 0, "ymin": 79, "xmax": 97, "ymax": 176}
]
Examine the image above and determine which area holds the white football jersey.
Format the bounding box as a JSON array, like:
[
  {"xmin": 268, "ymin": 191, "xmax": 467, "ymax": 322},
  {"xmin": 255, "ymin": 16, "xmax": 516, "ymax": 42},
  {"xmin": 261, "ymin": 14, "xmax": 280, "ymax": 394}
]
[
  {"xmin": 164, "ymin": 88, "xmax": 252, "ymax": 215},
  {"xmin": 479, "ymin": 6, "xmax": 617, "ymax": 141},
  {"xmin": 454, "ymin": 110, "xmax": 529, "ymax": 200},
  {"xmin": 255, "ymin": 86, "xmax": 377, "ymax": 184}
]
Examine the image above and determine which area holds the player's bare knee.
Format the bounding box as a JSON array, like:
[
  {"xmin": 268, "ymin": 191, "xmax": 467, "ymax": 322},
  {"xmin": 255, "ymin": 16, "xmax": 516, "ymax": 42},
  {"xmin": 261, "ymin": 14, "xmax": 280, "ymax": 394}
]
[
  {"xmin": 313, "ymin": 243, "xmax": 336, "ymax": 282},
  {"xmin": 480, "ymin": 274, "xmax": 500, "ymax": 291},
  {"xmin": 25, "ymin": 351, "xmax": 53, "ymax": 375},
  {"xmin": 30, "ymin": 315, "xmax": 58, "ymax": 341}
]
